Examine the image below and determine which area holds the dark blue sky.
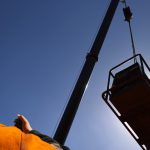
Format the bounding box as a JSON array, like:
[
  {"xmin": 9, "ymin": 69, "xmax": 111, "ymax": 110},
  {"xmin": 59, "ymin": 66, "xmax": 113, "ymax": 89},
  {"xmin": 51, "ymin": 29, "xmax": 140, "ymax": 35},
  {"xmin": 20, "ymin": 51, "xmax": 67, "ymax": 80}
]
[{"xmin": 0, "ymin": 0, "xmax": 150, "ymax": 149}]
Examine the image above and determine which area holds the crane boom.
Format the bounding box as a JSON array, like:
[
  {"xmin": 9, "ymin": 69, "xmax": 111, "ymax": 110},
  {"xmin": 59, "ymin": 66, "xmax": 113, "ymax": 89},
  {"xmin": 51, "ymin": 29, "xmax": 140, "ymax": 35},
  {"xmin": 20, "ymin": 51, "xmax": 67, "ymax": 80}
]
[{"xmin": 54, "ymin": 0, "xmax": 120, "ymax": 145}]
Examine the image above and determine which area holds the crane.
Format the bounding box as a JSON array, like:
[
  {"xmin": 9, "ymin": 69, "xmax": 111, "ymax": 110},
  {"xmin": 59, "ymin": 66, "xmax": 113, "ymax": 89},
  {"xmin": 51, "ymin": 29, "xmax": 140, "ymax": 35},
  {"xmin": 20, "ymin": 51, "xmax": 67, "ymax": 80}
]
[{"xmin": 54, "ymin": 0, "xmax": 150, "ymax": 150}]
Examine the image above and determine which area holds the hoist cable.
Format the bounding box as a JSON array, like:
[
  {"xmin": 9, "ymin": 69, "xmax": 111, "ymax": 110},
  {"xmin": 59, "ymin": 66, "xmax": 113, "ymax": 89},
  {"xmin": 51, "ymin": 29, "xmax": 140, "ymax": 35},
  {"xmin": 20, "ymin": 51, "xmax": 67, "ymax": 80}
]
[
  {"xmin": 121, "ymin": 0, "xmax": 137, "ymax": 63},
  {"xmin": 128, "ymin": 21, "xmax": 137, "ymax": 63}
]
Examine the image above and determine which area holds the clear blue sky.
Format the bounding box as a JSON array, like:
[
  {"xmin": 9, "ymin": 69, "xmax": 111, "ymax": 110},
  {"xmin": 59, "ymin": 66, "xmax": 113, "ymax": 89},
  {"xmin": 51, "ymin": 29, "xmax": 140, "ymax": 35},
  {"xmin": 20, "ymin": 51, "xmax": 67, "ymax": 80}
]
[{"xmin": 0, "ymin": 0, "xmax": 149, "ymax": 149}]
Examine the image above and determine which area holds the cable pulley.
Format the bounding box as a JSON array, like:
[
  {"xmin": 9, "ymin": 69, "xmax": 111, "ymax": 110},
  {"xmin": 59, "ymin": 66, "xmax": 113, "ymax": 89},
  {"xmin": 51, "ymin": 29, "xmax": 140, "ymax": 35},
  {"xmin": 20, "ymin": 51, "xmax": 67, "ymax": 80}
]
[{"xmin": 123, "ymin": 6, "xmax": 132, "ymax": 22}]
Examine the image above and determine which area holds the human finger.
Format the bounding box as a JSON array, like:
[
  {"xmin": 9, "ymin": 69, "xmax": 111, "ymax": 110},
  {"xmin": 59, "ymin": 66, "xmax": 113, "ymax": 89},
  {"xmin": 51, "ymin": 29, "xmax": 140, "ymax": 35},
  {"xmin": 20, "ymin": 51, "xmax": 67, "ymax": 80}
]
[{"xmin": 17, "ymin": 114, "xmax": 29, "ymax": 124}]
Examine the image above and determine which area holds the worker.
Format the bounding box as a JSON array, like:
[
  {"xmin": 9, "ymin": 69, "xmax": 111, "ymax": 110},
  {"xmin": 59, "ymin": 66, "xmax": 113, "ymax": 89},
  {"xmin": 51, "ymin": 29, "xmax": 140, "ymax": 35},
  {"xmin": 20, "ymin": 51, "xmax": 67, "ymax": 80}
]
[{"xmin": 0, "ymin": 114, "xmax": 70, "ymax": 150}]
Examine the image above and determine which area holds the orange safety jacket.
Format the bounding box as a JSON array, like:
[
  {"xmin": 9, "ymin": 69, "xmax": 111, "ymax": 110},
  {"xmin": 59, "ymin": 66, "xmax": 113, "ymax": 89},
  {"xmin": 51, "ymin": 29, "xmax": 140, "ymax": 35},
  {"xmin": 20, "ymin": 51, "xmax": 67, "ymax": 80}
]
[{"xmin": 0, "ymin": 124, "xmax": 57, "ymax": 150}]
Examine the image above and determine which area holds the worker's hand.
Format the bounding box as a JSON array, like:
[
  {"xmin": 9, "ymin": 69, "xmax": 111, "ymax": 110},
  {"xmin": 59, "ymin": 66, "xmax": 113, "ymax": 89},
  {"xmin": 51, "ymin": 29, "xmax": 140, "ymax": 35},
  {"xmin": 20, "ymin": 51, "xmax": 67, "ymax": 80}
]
[{"xmin": 17, "ymin": 114, "xmax": 33, "ymax": 133}]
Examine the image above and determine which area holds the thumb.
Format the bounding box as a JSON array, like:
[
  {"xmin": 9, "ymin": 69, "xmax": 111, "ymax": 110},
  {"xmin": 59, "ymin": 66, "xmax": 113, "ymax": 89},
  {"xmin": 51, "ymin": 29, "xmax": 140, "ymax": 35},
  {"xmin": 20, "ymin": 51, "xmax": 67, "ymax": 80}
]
[{"xmin": 17, "ymin": 114, "xmax": 28, "ymax": 124}]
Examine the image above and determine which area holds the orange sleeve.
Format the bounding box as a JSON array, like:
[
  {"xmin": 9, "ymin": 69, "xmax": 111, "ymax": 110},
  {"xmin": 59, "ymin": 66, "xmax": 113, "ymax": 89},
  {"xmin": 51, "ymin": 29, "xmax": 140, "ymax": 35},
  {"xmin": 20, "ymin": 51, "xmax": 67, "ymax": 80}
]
[
  {"xmin": 0, "ymin": 125, "xmax": 57, "ymax": 150},
  {"xmin": 0, "ymin": 124, "xmax": 6, "ymax": 127},
  {"xmin": 22, "ymin": 133, "xmax": 58, "ymax": 150},
  {"xmin": 0, "ymin": 125, "xmax": 22, "ymax": 150}
]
